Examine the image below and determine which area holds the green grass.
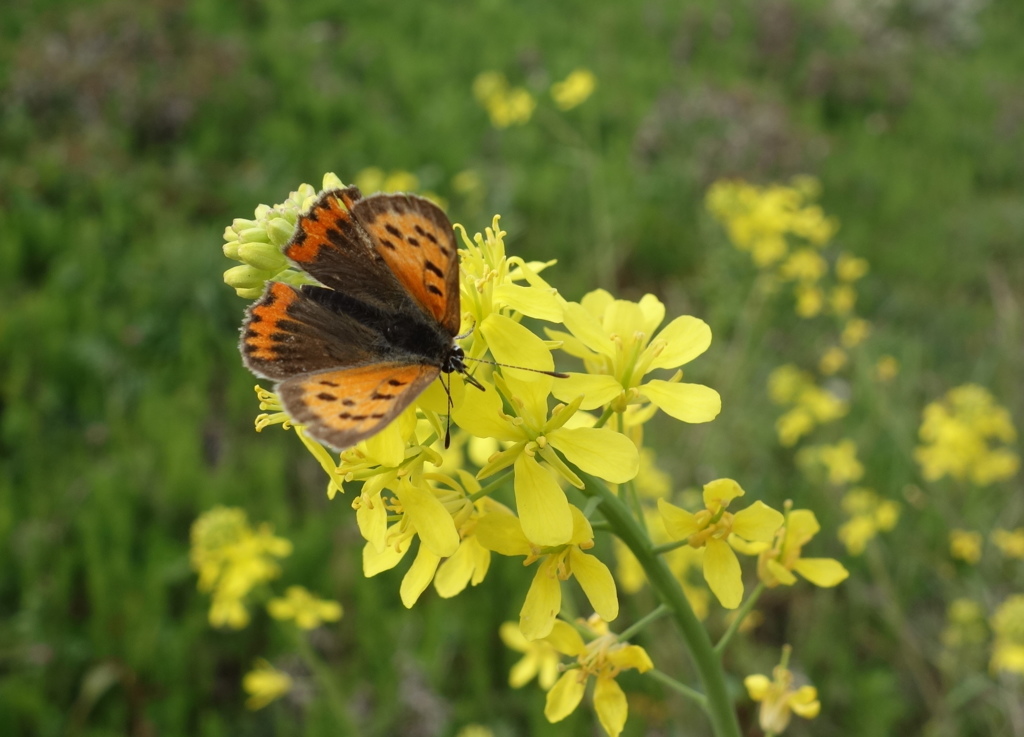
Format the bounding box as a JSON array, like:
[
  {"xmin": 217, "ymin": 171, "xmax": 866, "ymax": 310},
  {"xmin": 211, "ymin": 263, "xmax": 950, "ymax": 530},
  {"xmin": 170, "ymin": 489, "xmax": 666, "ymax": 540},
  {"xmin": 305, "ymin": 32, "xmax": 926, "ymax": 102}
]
[{"xmin": 2, "ymin": 0, "xmax": 1022, "ymax": 735}]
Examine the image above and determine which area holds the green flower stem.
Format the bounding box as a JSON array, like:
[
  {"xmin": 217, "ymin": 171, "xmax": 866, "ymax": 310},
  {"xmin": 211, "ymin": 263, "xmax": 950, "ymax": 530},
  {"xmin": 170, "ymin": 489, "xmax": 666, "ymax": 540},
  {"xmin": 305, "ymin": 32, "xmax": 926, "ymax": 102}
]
[
  {"xmin": 293, "ymin": 631, "xmax": 355, "ymax": 730},
  {"xmin": 617, "ymin": 604, "xmax": 670, "ymax": 642},
  {"xmin": 593, "ymin": 406, "xmax": 615, "ymax": 429},
  {"xmin": 577, "ymin": 471, "xmax": 741, "ymax": 737},
  {"xmin": 714, "ymin": 583, "xmax": 765, "ymax": 655},
  {"xmin": 651, "ymin": 539, "xmax": 692, "ymax": 556},
  {"xmin": 471, "ymin": 470, "xmax": 514, "ymax": 501},
  {"xmin": 647, "ymin": 668, "xmax": 708, "ymax": 708}
]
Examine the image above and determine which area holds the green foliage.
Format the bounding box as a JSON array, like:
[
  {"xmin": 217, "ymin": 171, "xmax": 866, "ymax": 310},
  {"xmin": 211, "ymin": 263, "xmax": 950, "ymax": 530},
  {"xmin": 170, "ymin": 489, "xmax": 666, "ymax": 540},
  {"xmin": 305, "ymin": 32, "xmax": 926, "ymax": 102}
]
[{"xmin": 1, "ymin": 0, "xmax": 1022, "ymax": 735}]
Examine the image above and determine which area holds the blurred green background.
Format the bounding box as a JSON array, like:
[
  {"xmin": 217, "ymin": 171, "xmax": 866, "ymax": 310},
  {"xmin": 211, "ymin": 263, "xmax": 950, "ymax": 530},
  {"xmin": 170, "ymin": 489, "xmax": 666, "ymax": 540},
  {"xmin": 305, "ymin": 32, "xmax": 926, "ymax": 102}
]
[{"xmin": 2, "ymin": 0, "xmax": 1022, "ymax": 735}]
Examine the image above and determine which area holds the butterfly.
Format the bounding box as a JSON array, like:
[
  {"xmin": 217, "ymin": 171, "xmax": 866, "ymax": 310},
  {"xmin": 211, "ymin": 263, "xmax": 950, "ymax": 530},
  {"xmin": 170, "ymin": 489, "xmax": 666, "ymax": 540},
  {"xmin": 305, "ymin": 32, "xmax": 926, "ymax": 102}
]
[{"xmin": 240, "ymin": 186, "xmax": 482, "ymax": 451}]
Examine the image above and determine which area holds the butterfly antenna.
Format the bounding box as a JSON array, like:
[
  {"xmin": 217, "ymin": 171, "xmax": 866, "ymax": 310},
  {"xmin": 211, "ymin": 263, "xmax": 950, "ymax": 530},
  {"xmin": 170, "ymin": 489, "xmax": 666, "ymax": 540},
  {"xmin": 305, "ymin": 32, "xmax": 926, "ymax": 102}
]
[
  {"xmin": 463, "ymin": 355, "xmax": 569, "ymax": 379},
  {"xmin": 442, "ymin": 372, "xmax": 453, "ymax": 449}
]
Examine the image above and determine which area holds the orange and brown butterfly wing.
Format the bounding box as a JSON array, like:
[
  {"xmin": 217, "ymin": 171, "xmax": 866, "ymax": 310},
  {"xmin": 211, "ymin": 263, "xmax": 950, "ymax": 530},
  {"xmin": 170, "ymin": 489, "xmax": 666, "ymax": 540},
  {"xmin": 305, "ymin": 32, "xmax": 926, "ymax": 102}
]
[
  {"xmin": 240, "ymin": 282, "xmax": 379, "ymax": 380},
  {"xmin": 351, "ymin": 193, "xmax": 461, "ymax": 335},
  {"xmin": 282, "ymin": 187, "xmax": 415, "ymax": 314},
  {"xmin": 278, "ymin": 363, "xmax": 440, "ymax": 450}
]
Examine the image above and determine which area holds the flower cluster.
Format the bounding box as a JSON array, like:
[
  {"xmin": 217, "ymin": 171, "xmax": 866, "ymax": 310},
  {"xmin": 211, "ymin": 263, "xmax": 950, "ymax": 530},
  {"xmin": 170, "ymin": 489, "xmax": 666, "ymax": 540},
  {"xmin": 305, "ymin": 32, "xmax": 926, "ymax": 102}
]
[
  {"xmin": 473, "ymin": 71, "xmax": 536, "ymax": 128},
  {"xmin": 213, "ymin": 174, "xmax": 850, "ymax": 736},
  {"xmin": 767, "ymin": 364, "xmax": 848, "ymax": 447},
  {"xmin": 990, "ymin": 595, "xmax": 1024, "ymax": 675},
  {"xmin": 914, "ymin": 384, "xmax": 1019, "ymax": 486},
  {"xmin": 473, "ymin": 68, "xmax": 597, "ymax": 128},
  {"xmin": 190, "ymin": 506, "xmax": 293, "ymax": 629},
  {"xmin": 836, "ymin": 488, "xmax": 900, "ymax": 555}
]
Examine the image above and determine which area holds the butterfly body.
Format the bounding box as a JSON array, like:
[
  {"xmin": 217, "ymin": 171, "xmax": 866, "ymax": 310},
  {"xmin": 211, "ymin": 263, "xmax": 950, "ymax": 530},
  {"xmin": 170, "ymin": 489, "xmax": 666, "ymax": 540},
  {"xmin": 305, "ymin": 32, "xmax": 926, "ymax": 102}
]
[{"xmin": 240, "ymin": 187, "xmax": 465, "ymax": 450}]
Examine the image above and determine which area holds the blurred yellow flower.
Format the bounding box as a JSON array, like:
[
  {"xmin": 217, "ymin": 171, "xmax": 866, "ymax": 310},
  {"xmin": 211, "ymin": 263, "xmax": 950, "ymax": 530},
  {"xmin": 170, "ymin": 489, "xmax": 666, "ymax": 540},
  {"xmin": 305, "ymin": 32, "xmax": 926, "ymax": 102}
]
[
  {"xmin": 941, "ymin": 598, "xmax": 987, "ymax": 650},
  {"xmin": 551, "ymin": 68, "xmax": 597, "ymax": 110},
  {"xmin": 543, "ymin": 617, "xmax": 653, "ymax": 737},
  {"xmin": 875, "ymin": 355, "xmax": 900, "ymax": 383},
  {"xmin": 267, "ymin": 585, "xmax": 343, "ymax": 629},
  {"xmin": 659, "ymin": 479, "xmax": 783, "ymax": 608},
  {"xmin": 992, "ymin": 528, "xmax": 1024, "ymax": 559},
  {"xmin": 914, "ymin": 384, "xmax": 1019, "ymax": 485},
  {"xmin": 796, "ymin": 439, "xmax": 864, "ymax": 485},
  {"xmin": 768, "ymin": 365, "xmax": 849, "ymax": 447},
  {"xmin": 242, "ymin": 659, "xmax": 292, "ymax": 710},
  {"xmin": 949, "ymin": 530, "xmax": 983, "ymax": 564},
  {"xmin": 190, "ymin": 507, "xmax": 293, "ymax": 629},
  {"xmin": 744, "ymin": 647, "xmax": 820, "ymax": 734},
  {"xmin": 836, "ymin": 252, "xmax": 869, "ymax": 282},
  {"xmin": 829, "ymin": 285, "xmax": 857, "ymax": 316},
  {"xmin": 473, "ymin": 71, "xmax": 535, "ymax": 127},
  {"xmin": 837, "ymin": 488, "xmax": 899, "ymax": 555},
  {"xmin": 818, "ymin": 346, "xmax": 848, "ymax": 375},
  {"xmin": 794, "ymin": 284, "xmax": 825, "ymax": 318},
  {"xmin": 991, "ymin": 595, "xmax": 1024, "ymax": 675},
  {"xmin": 841, "ymin": 318, "xmax": 871, "ymax": 348},
  {"xmin": 500, "ymin": 621, "xmax": 562, "ymax": 689}
]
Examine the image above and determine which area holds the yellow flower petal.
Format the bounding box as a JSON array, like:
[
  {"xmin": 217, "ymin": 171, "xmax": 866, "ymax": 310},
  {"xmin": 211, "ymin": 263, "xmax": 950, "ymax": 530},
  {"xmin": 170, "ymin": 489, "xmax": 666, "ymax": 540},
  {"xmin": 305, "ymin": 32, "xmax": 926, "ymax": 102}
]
[
  {"xmin": 607, "ymin": 644, "xmax": 654, "ymax": 672},
  {"xmin": 702, "ymin": 478, "xmax": 745, "ymax": 509},
  {"xmin": 493, "ymin": 283, "xmax": 564, "ymax": 322},
  {"xmin": 356, "ymin": 493, "xmax": 388, "ymax": 552},
  {"xmin": 765, "ymin": 557, "xmax": 798, "ymax": 586},
  {"xmin": 520, "ymin": 558, "xmax": 561, "ymax": 640},
  {"xmin": 594, "ymin": 676, "xmax": 628, "ymax": 737},
  {"xmin": 515, "ymin": 454, "xmax": 573, "ymax": 547},
  {"xmin": 794, "ymin": 557, "xmax": 850, "ymax": 587},
  {"xmin": 549, "ymin": 372, "xmax": 623, "ymax": 410},
  {"xmin": 434, "ymin": 539, "xmax": 475, "ymax": 598},
  {"xmin": 548, "ymin": 427, "xmax": 639, "ymax": 483},
  {"xmin": 545, "ymin": 619, "xmax": 586, "ymax": 656},
  {"xmin": 393, "ymin": 481, "xmax": 459, "ymax": 558},
  {"xmin": 452, "ymin": 377, "xmax": 522, "ymax": 442},
  {"xmin": 475, "ymin": 510, "xmax": 533, "ymax": 556},
  {"xmin": 544, "ymin": 671, "xmax": 587, "ymax": 723},
  {"xmin": 569, "ymin": 547, "xmax": 619, "ymax": 622},
  {"xmin": 732, "ymin": 501, "xmax": 784, "ymax": 543},
  {"xmin": 649, "ymin": 316, "xmax": 712, "ymax": 370},
  {"xmin": 704, "ymin": 538, "xmax": 743, "ymax": 609},
  {"xmin": 744, "ymin": 673, "xmax": 771, "ymax": 700},
  {"xmin": 657, "ymin": 498, "xmax": 700, "ymax": 541},
  {"xmin": 363, "ymin": 536, "xmax": 407, "ymax": 577},
  {"xmin": 400, "ymin": 545, "xmax": 441, "ymax": 608},
  {"xmin": 562, "ymin": 300, "xmax": 615, "ymax": 356},
  {"xmin": 480, "ymin": 313, "xmax": 555, "ymax": 385},
  {"xmin": 791, "ymin": 686, "xmax": 821, "ymax": 718},
  {"xmin": 642, "ymin": 380, "xmax": 722, "ymax": 423}
]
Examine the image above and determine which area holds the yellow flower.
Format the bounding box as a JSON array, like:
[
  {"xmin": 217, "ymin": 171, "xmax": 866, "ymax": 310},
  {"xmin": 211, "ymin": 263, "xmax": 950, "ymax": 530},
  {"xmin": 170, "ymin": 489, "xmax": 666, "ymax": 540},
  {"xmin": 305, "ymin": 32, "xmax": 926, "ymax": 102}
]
[
  {"xmin": 818, "ymin": 346, "xmax": 848, "ymax": 375},
  {"xmin": 455, "ymin": 370, "xmax": 639, "ymax": 548},
  {"xmin": 190, "ymin": 507, "xmax": 293, "ymax": 629},
  {"xmin": 550, "ymin": 68, "xmax": 596, "ymax": 110},
  {"xmin": 992, "ymin": 528, "xmax": 1024, "ymax": 559},
  {"xmin": 543, "ymin": 617, "xmax": 653, "ymax": 737},
  {"xmin": 915, "ymin": 384, "xmax": 1019, "ymax": 485},
  {"xmin": 744, "ymin": 646, "xmax": 820, "ymax": 734},
  {"xmin": 242, "ymin": 659, "xmax": 292, "ymax": 710},
  {"xmin": 778, "ymin": 248, "xmax": 828, "ymax": 282},
  {"xmin": 941, "ymin": 598, "xmax": 987, "ymax": 650},
  {"xmin": 455, "ymin": 726, "xmax": 495, "ymax": 737},
  {"xmin": 548, "ymin": 289, "xmax": 721, "ymax": 424},
  {"xmin": 991, "ymin": 595, "xmax": 1024, "ymax": 675},
  {"xmin": 476, "ymin": 505, "xmax": 618, "ymax": 640},
  {"xmin": 267, "ymin": 586, "xmax": 343, "ymax": 629},
  {"xmin": 796, "ymin": 439, "xmax": 864, "ymax": 485},
  {"xmin": 500, "ymin": 621, "xmax": 562, "ymax": 689},
  {"xmin": 829, "ymin": 284, "xmax": 857, "ymax": 316},
  {"xmin": 836, "ymin": 252, "xmax": 869, "ymax": 282},
  {"xmin": 794, "ymin": 284, "xmax": 824, "ymax": 318},
  {"xmin": 658, "ymin": 479, "xmax": 784, "ymax": 608},
  {"xmin": 768, "ymin": 366, "xmax": 848, "ymax": 447},
  {"xmin": 840, "ymin": 318, "xmax": 871, "ymax": 348},
  {"xmin": 875, "ymin": 355, "xmax": 900, "ymax": 383},
  {"xmin": 949, "ymin": 530, "xmax": 983, "ymax": 564},
  {"xmin": 739, "ymin": 508, "xmax": 849, "ymax": 589},
  {"xmin": 473, "ymin": 71, "xmax": 535, "ymax": 127},
  {"xmin": 837, "ymin": 488, "xmax": 899, "ymax": 555}
]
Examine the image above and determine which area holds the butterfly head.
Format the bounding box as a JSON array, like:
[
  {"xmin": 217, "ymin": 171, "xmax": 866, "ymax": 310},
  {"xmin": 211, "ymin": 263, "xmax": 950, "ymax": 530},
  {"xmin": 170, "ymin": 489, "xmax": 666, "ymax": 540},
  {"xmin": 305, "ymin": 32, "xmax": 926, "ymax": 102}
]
[{"xmin": 441, "ymin": 343, "xmax": 467, "ymax": 375}]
